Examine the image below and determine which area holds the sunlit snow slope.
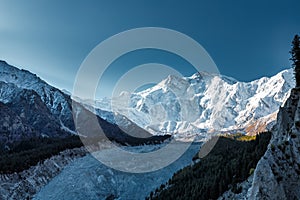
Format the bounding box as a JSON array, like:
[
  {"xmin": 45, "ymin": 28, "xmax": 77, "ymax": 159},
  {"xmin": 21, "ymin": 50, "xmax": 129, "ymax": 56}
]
[{"xmin": 95, "ymin": 69, "xmax": 294, "ymax": 138}]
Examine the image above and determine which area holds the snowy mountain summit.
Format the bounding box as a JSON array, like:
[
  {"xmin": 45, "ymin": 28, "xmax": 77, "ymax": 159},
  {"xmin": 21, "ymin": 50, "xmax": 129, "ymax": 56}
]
[{"xmin": 95, "ymin": 69, "xmax": 294, "ymax": 138}]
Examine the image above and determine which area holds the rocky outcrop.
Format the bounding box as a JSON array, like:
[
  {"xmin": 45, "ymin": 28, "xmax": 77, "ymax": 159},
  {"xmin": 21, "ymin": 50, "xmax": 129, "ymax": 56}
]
[
  {"xmin": 0, "ymin": 102, "xmax": 37, "ymax": 146},
  {"xmin": 247, "ymin": 88, "xmax": 300, "ymax": 199},
  {"xmin": 219, "ymin": 88, "xmax": 300, "ymax": 200}
]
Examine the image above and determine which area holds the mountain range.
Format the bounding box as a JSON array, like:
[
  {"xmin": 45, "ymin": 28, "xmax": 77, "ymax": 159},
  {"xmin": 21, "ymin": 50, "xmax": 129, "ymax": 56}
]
[
  {"xmin": 0, "ymin": 60, "xmax": 298, "ymax": 199},
  {"xmin": 93, "ymin": 68, "xmax": 294, "ymax": 139},
  {"xmin": 0, "ymin": 59, "xmax": 295, "ymax": 146}
]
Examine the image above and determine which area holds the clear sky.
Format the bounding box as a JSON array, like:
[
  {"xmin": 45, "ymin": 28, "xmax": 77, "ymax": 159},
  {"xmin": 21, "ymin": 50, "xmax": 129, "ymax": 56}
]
[{"xmin": 0, "ymin": 0, "xmax": 299, "ymax": 98}]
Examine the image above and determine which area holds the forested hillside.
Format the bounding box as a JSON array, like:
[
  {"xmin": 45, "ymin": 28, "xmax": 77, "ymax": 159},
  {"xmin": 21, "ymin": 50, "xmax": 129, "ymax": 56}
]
[{"xmin": 148, "ymin": 132, "xmax": 271, "ymax": 200}]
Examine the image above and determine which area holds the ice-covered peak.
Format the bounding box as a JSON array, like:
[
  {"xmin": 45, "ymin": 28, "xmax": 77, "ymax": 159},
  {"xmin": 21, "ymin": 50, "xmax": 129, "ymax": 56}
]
[
  {"xmin": 95, "ymin": 68, "xmax": 294, "ymax": 138},
  {"xmin": 188, "ymin": 71, "xmax": 238, "ymax": 85}
]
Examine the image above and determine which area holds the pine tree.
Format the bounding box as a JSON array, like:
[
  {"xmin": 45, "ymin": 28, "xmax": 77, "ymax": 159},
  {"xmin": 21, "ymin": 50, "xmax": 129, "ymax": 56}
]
[{"xmin": 290, "ymin": 34, "xmax": 300, "ymax": 87}]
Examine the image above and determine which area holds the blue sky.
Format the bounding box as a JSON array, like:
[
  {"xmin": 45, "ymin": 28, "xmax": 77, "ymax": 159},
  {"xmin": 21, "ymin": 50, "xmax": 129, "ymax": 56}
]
[{"xmin": 0, "ymin": 1, "xmax": 299, "ymax": 98}]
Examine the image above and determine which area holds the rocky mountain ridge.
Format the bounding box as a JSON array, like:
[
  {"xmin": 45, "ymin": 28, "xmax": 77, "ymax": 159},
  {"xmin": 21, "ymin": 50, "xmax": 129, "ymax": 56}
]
[{"xmin": 0, "ymin": 60, "xmax": 167, "ymax": 148}]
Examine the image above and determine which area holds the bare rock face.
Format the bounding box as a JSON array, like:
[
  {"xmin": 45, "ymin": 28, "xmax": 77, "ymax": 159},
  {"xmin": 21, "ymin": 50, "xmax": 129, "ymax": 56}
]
[
  {"xmin": 0, "ymin": 102, "xmax": 37, "ymax": 146},
  {"xmin": 247, "ymin": 88, "xmax": 300, "ymax": 199}
]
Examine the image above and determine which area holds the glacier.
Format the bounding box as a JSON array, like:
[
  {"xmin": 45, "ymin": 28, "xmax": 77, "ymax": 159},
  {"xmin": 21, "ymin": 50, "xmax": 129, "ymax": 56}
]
[{"xmin": 33, "ymin": 142, "xmax": 201, "ymax": 200}]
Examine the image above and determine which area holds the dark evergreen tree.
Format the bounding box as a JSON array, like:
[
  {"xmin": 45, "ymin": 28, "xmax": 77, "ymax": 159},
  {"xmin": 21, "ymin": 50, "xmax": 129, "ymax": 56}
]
[{"xmin": 290, "ymin": 34, "xmax": 300, "ymax": 87}]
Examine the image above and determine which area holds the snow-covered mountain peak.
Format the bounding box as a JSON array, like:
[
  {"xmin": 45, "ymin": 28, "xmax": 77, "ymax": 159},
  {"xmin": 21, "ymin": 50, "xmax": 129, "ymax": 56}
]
[{"xmin": 95, "ymin": 68, "xmax": 294, "ymax": 138}]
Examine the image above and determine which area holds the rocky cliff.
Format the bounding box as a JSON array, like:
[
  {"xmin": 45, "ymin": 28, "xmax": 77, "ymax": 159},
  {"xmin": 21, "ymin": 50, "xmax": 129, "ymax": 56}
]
[
  {"xmin": 247, "ymin": 87, "xmax": 300, "ymax": 199},
  {"xmin": 220, "ymin": 88, "xmax": 300, "ymax": 199}
]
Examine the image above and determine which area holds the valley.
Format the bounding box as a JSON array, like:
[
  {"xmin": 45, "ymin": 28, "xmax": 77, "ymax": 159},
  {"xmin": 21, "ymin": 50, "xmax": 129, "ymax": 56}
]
[
  {"xmin": 33, "ymin": 142, "xmax": 201, "ymax": 200},
  {"xmin": 0, "ymin": 60, "xmax": 298, "ymax": 200},
  {"xmin": 0, "ymin": 2, "xmax": 299, "ymax": 199}
]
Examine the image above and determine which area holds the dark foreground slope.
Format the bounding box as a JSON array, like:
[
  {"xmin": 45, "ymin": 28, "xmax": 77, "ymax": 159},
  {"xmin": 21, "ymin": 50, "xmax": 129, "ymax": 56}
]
[{"xmin": 148, "ymin": 132, "xmax": 271, "ymax": 200}]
